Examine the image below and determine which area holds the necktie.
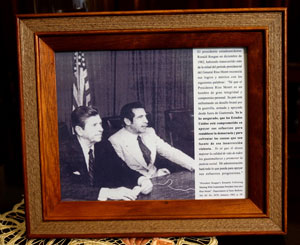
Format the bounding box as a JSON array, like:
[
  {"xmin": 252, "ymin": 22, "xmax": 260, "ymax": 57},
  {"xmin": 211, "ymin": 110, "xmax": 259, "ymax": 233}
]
[
  {"xmin": 88, "ymin": 149, "xmax": 95, "ymax": 186},
  {"xmin": 137, "ymin": 135, "xmax": 151, "ymax": 165}
]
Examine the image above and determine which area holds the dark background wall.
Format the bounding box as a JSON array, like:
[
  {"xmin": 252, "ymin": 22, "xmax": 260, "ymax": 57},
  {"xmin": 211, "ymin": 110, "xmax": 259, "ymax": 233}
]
[
  {"xmin": 1, "ymin": 1, "xmax": 299, "ymax": 244},
  {"xmin": 55, "ymin": 50, "xmax": 193, "ymax": 140}
]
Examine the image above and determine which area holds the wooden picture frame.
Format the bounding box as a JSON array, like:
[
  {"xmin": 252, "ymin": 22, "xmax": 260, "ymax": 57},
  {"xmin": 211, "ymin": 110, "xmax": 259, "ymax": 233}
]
[{"xmin": 17, "ymin": 8, "xmax": 287, "ymax": 238}]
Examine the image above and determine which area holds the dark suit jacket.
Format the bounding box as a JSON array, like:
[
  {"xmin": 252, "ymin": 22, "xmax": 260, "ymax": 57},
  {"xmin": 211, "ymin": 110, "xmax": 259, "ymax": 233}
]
[{"xmin": 59, "ymin": 136, "xmax": 142, "ymax": 200}]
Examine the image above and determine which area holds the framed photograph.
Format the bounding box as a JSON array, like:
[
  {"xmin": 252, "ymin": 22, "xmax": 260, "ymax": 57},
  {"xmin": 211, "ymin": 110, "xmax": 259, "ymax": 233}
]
[{"xmin": 17, "ymin": 8, "xmax": 287, "ymax": 238}]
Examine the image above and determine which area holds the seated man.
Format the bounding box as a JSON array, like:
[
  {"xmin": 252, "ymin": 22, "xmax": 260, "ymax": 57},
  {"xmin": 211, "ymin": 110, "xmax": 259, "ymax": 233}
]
[
  {"xmin": 108, "ymin": 102, "xmax": 195, "ymax": 178},
  {"xmin": 59, "ymin": 106, "xmax": 152, "ymax": 201}
]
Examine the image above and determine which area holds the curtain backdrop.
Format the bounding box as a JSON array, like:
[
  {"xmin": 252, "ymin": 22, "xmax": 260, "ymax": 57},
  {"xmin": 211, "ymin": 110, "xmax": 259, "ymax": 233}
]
[{"xmin": 55, "ymin": 49, "xmax": 193, "ymax": 139}]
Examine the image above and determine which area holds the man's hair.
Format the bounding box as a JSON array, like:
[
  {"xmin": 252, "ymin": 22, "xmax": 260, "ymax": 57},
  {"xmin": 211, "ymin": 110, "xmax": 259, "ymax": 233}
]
[
  {"xmin": 71, "ymin": 106, "xmax": 99, "ymax": 129},
  {"xmin": 120, "ymin": 101, "xmax": 145, "ymax": 123}
]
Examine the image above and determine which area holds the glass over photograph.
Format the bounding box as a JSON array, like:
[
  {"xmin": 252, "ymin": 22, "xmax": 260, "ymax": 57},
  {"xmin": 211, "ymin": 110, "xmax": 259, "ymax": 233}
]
[{"xmin": 55, "ymin": 48, "xmax": 247, "ymax": 202}]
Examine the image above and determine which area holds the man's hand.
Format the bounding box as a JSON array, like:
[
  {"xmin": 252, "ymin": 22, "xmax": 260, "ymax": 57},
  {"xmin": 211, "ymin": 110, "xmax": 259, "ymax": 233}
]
[
  {"xmin": 156, "ymin": 168, "xmax": 170, "ymax": 177},
  {"xmin": 138, "ymin": 177, "xmax": 153, "ymax": 195},
  {"xmin": 98, "ymin": 187, "xmax": 138, "ymax": 201}
]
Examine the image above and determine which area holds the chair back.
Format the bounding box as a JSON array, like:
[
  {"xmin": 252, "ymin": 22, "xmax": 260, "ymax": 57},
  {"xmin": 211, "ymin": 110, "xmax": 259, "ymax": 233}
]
[
  {"xmin": 102, "ymin": 116, "xmax": 123, "ymax": 139},
  {"xmin": 164, "ymin": 109, "xmax": 194, "ymax": 157}
]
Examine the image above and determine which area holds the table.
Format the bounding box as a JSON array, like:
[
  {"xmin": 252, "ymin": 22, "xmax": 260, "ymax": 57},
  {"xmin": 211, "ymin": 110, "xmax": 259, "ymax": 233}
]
[
  {"xmin": 0, "ymin": 199, "xmax": 218, "ymax": 245},
  {"xmin": 138, "ymin": 170, "xmax": 195, "ymax": 200}
]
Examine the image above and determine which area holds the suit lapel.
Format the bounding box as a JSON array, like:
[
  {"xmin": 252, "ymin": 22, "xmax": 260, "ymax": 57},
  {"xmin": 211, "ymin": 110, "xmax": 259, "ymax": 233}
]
[
  {"xmin": 141, "ymin": 132, "xmax": 156, "ymax": 163},
  {"xmin": 70, "ymin": 136, "xmax": 89, "ymax": 178},
  {"xmin": 121, "ymin": 129, "xmax": 148, "ymax": 168}
]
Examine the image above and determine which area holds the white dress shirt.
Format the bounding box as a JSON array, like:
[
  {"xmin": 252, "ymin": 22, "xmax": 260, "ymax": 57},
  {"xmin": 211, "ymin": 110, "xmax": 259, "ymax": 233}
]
[
  {"xmin": 77, "ymin": 136, "xmax": 94, "ymax": 171},
  {"xmin": 109, "ymin": 127, "xmax": 195, "ymax": 178}
]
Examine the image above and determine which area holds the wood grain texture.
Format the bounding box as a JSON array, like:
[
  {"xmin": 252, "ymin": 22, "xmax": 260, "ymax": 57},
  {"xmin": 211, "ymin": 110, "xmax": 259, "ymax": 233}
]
[
  {"xmin": 36, "ymin": 38, "xmax": 61, "ymax": 217},
  {"xmin": 17, "ymin": 9, "xmax": 287, "ymax": 237},
  {"xmin": 38, "ymin": 30, "xmax": 267, "ymax": 221}
]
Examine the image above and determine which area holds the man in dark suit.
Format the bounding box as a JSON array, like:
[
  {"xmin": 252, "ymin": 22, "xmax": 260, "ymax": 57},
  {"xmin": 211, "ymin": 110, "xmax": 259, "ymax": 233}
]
[{"xmin": 59, "ymin": 106, "xmax": 153, "ymax": 201}]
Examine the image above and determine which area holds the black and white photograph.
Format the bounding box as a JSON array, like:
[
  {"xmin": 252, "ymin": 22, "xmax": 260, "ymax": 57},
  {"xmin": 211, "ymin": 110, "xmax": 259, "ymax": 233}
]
[{"xmin": 56, "ymin": 49, "xmax": 196, "ymax": 201}]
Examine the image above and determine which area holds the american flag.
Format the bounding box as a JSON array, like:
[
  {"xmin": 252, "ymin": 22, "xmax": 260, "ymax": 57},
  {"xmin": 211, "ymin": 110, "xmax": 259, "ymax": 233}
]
[{"xmin": 72, "ymin": 51, "xmax": 91, "ymax": 110}]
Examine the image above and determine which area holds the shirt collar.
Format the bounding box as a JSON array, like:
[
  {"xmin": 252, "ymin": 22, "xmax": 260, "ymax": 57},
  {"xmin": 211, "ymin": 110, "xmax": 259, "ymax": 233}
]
[
  {"xmin": 123, "ymin": 127, "xmax": 140, "ymax": 140},
  {"xmin": 77, "ymin": 136, "xmax": 94, "ymax": 169},
  {"xmin": 77, "ymin": 136, "xmax": 94, "ymax": 155}
]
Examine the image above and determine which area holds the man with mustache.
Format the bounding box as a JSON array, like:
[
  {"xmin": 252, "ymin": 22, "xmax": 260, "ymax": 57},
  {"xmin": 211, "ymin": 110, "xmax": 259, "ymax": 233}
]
[
  {"xmin": 59, "ymin": 106, "xmax": 153, "ymax": 201},
  {"xmin": 108, "ymin": 102, "xmax": 195, "ymax": 178}
]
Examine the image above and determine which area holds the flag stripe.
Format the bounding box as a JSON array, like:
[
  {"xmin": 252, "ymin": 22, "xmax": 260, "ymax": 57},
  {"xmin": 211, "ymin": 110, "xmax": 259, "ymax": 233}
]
[{"xmin": 72, "ymin": 51, "xmax": 92, "ymax": 110}]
